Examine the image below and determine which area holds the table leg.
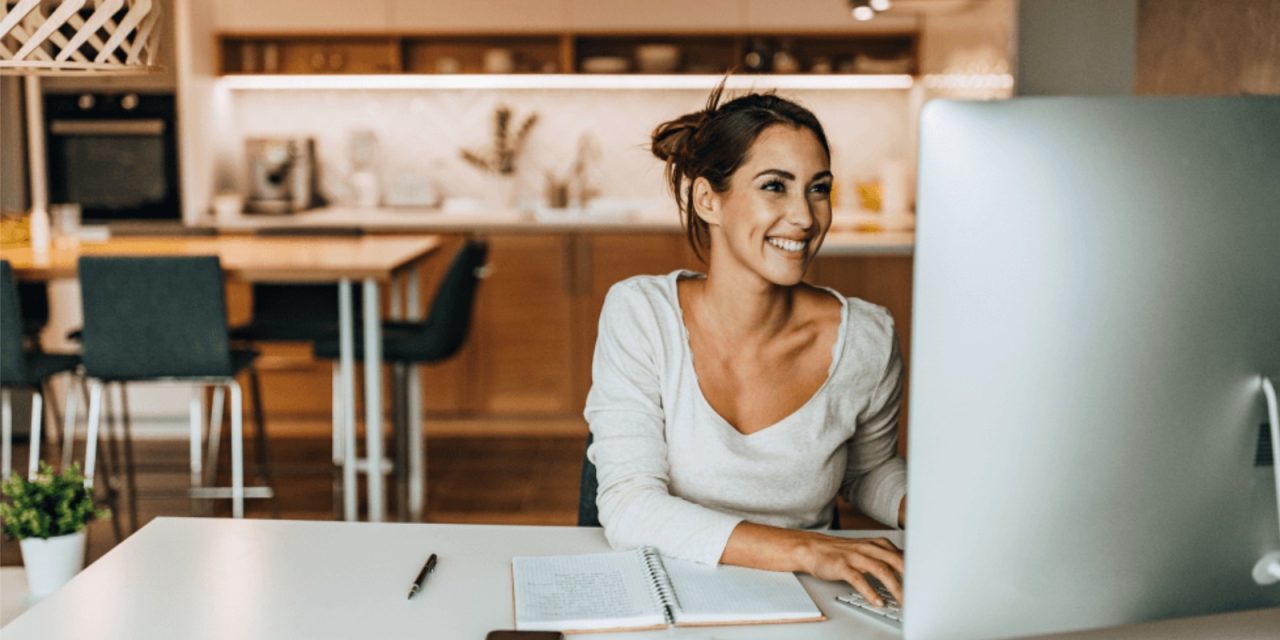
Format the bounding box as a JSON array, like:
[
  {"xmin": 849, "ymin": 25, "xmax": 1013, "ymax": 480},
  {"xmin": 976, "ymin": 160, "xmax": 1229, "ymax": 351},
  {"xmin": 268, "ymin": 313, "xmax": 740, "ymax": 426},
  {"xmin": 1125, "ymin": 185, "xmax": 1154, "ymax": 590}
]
[
  {"xmin": 188, "ymin": 388, "xmax": 204, "ymax": 516},
  {"xmin": 338, "ymin": 279, "xmax": 358, "ymax": 522},
  {"xmin": 405, "ymin": 266, "xmax": 426, "ymax": 521},
  {"xmin": 363, "ymin": 277, "xmax": 385, "ymax": 523},
  {"xmin": 391, "ymin": 271, "xmax": 408, "ymax": 521}
]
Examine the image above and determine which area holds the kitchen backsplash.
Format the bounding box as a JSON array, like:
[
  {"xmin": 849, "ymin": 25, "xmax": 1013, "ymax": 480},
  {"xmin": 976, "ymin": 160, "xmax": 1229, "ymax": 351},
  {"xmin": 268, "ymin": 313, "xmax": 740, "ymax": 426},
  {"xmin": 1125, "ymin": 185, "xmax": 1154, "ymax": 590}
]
[{"xmin": 217, "ymin": 87, "xmax": 913, "ymax": 209}]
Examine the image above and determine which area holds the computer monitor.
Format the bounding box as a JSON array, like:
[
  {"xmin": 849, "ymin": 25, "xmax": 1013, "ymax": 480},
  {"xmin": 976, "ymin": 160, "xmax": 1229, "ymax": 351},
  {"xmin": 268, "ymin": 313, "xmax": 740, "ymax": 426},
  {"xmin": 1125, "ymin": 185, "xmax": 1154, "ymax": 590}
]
[{"xmin": 903, "ymin": 97, "xmax": 1280, "ymax": 639}]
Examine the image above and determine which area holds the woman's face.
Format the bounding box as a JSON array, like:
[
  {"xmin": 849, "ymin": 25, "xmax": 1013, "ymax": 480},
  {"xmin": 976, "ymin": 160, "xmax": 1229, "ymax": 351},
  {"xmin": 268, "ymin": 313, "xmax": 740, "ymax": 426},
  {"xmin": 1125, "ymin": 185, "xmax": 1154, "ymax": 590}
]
[{"xmin": 701, "ymin": 123, "xmax": 833, "ymax": 287}]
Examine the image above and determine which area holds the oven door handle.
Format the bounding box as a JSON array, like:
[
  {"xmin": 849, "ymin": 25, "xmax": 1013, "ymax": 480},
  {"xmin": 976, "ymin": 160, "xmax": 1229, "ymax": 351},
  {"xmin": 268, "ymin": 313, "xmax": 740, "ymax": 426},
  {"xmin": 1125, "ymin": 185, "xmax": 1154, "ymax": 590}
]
[{"xmin": 49, "ymin": 119, "xmax": 165, "ymax": 135}]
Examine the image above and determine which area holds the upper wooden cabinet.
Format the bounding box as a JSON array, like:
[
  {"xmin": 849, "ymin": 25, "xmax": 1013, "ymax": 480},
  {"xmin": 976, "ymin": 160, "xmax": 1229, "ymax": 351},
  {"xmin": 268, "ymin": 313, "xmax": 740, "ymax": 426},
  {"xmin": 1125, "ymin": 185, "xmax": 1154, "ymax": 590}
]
[
  {"xmin": 565, "ymin": 0, "xmax": 742, "ymax": 33},
  {"xmin": 389, "ymin": 0, "xmax": 569, "ymax": 33},
  {"xmin": 217, "ymin": 0, "xmax": 390, "ymax": 33},
  {"xmin": 743, "ymin": 0, "xmax": 919, "ymax": 32}
]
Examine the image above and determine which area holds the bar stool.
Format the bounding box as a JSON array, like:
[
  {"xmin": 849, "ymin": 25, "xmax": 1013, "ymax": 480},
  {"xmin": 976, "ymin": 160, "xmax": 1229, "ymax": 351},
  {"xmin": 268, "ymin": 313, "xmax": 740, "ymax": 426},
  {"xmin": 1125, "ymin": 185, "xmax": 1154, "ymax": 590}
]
[
  {"xmin": 313, "ymin": 240, "xmax": 489, "ymax": 521},
  {"xmin": 77, "ymin": 256, "xmax": 272, "ymax": 520}
]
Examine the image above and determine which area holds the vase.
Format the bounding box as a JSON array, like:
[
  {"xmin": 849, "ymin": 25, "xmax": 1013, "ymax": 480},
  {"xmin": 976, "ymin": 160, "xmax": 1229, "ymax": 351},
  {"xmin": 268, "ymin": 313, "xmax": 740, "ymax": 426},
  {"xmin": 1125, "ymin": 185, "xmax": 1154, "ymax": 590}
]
[
  {"xmin": 484, "ymin": 173, "xmax": 520, "ymax": 212},
  {"xmin": 19, "ymin": 530, "xmax": 87, "ymax": 598}
]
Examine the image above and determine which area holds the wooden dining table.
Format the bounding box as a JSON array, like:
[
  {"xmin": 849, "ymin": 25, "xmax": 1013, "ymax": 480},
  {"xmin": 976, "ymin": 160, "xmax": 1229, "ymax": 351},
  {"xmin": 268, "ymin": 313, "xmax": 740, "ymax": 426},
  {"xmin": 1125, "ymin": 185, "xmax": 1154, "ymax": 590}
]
[{"xmin": 0, "ymin": 234, "xmax": 443, "ymax": 523}]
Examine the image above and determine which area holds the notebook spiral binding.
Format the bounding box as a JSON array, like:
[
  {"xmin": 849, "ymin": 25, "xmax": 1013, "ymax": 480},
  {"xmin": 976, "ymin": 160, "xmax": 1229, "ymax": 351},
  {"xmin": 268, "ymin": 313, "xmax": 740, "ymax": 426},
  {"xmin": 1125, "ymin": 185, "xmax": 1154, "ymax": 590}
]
[{"xmin": 640, "ymin": 547, "xmax": 679, "ymax": 625}]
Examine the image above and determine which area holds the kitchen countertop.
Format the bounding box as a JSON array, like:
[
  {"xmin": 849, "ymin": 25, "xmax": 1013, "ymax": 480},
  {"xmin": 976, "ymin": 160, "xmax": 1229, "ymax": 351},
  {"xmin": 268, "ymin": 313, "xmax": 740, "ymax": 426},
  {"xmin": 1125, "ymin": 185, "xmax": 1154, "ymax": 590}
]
[{"xmin": 208, "ymin": 206, "xmax": 914, "ymax": 256}]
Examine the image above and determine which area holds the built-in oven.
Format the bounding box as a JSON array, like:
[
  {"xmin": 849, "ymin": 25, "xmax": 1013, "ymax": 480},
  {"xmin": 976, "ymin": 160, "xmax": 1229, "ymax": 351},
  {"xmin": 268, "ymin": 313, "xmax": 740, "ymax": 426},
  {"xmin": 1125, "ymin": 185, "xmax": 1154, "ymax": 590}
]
[{"xmin": 44, "ymin": 92, "xmax": 180, "ymax": 223}]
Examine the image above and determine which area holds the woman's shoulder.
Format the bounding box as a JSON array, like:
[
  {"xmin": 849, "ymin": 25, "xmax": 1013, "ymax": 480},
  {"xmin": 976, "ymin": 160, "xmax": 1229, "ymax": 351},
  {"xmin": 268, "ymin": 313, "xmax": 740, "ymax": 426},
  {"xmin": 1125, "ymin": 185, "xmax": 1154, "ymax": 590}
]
[
  {"xmin": 598, "ymin": 271, "xmax": 690, "ymax": 331},
  {"xmin": 842, "ymin": 295, "xmax": 896, "ymax": 337},
  {"xmin": 810, "ymin": 285, "xmax": 897, "ymax": 364}
]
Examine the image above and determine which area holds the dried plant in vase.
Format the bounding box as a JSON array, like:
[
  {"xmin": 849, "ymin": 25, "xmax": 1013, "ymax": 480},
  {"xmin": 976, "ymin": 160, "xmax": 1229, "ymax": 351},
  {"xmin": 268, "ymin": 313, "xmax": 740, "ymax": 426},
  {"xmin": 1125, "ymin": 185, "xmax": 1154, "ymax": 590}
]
[{"xmin": 461, "ymin": 105, "xmax": 539, "ymax": 176}]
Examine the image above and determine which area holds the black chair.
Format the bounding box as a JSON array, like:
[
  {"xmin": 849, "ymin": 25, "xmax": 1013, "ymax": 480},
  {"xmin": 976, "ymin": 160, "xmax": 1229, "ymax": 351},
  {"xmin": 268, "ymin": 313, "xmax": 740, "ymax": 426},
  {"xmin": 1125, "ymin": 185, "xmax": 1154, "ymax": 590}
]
[
  {"xmin": 578, "ymin": 432, "xmax": 841, "ymax": 529},
  {"xmin": 77, "ymin": 256, "xmax": 273, "ymax": 521},
  {"xmin": 0, "ymin": 261, "xmax": 79, "ymax": 481},
  {"xmin": 578, "ymin": 432, "xmax": 602, "ymax": 527},
  {"xmin": 313, "ymin": 239, "xmax": 489, "ymax": 520},
  {"xmin": 17, "ymin": 281, "xmax": 49, "ymax": 344}
]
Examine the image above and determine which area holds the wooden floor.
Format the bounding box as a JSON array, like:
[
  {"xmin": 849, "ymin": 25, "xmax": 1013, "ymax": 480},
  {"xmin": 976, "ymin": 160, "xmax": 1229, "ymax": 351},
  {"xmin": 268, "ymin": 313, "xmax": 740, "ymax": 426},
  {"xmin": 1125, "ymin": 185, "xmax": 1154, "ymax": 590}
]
[{"xmin": 2, "ymin": 427, "xmax": 884, "ymax": 568}]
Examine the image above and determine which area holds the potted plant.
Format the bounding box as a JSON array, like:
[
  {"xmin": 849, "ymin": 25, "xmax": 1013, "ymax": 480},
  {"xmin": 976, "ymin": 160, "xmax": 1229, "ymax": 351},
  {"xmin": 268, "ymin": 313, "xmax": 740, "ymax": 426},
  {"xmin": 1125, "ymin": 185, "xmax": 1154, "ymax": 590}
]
[
  {"xmin": 1, "ymin": 463, "xmax": 107, "ymax": 597},
  {"xmin": 461, "ymin": 105, "xmax": 539, "ymax": 209}
]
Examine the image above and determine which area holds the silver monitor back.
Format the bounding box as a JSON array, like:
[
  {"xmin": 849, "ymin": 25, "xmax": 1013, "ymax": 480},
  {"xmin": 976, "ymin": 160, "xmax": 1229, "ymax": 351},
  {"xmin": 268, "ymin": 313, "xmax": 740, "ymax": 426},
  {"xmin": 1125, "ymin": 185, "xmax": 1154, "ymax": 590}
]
[{"xmin": 905, "ymin": 97, "xmax": 1280, "ymax": 640}]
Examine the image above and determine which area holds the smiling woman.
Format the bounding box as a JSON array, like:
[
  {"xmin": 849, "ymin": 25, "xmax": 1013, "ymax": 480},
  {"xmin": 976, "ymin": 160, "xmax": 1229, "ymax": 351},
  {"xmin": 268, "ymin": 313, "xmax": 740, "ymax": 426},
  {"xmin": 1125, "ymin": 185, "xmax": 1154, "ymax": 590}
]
[{"xmin": 584, "ymin": 81, "xmax": 910, "ymax": 609}]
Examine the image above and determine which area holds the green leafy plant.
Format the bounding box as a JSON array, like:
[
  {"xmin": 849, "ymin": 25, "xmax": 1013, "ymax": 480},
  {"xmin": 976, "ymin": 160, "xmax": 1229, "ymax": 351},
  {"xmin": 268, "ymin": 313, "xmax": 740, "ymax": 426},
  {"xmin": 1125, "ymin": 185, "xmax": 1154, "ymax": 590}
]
[{"xmin": 0, "ymin": 463, "xmax": 107, "ymax": 540}]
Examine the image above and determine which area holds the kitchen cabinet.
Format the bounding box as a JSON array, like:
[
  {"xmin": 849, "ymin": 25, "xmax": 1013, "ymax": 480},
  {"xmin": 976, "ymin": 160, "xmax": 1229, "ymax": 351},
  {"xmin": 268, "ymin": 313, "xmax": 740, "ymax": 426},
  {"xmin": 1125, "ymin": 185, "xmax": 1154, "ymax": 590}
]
[
  {"xmin": 565, "ymin": 0, "xmax": 742, "ymax": 33},
  {"xmin": 389, "ymin": 0, "xmax": 569, "ymax": 33},
  {"xmin": 471, "ymin": 235, "xmax": 577, "ymax": 414},
  {"xmin": 216, "ymin": 0, "xmax": 390, "ymax": 33}
]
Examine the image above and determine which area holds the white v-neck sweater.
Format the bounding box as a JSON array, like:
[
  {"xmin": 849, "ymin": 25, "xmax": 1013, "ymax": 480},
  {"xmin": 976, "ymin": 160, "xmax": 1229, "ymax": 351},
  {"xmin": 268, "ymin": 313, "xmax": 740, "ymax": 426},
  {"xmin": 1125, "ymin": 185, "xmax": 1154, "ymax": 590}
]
[{"xmin": 585, "ymin": 270, "xmax": 908, "ymax": 566}]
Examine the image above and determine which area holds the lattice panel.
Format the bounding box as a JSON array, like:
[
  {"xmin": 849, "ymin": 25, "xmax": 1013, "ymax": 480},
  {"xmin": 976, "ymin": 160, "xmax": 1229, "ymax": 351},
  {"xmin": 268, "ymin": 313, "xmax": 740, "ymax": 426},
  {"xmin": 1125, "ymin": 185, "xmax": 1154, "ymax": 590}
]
[{"xmin": 0, "ymin": 0, "xmax": 160, "ymax": 75}]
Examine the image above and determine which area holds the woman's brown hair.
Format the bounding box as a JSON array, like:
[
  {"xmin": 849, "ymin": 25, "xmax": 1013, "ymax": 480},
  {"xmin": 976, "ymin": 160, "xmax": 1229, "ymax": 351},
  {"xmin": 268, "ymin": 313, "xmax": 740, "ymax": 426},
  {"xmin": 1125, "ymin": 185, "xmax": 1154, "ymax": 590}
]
[{"xmin": 651, "ymin": 80, "xmax": 830, "ymax": 262}]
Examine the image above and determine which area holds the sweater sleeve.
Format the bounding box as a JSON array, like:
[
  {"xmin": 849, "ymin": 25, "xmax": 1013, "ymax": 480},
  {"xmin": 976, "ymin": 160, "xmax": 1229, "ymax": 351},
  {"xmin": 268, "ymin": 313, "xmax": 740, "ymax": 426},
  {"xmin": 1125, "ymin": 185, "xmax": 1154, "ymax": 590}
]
[
  {"xmin": 584, "ymin": 283, "xmax": 744, "ymax": 566},
  {"xmin": 841, "ymin": 325, "xmax": 908, "ymax": 528}
]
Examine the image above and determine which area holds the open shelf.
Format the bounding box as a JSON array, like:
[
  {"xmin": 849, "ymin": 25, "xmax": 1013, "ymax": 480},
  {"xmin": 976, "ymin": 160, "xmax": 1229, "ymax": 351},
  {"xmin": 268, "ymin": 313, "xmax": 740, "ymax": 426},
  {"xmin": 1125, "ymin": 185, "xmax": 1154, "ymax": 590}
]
[
  {"xmin": 217, "ymin": 73, "xmax": 915, "ymax": 91},
  {"xmin": 219, "ymin": 31, "xmax": 918, "ymax": 78}
]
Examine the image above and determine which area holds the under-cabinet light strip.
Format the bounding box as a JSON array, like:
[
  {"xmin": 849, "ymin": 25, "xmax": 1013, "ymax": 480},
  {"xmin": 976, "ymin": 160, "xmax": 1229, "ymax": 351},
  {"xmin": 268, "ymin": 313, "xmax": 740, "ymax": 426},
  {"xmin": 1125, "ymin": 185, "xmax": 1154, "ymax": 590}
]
[{"xmin": 218, "ymin": 73, "xmax": 916, "ymax": 91}]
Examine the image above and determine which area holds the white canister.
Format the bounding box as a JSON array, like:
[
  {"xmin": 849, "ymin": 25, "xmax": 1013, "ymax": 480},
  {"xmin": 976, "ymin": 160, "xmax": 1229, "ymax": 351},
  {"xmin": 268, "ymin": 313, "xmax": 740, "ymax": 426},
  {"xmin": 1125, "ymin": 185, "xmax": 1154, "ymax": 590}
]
[
  {"xmin": 351, "ymin": 170, "xmax": 381, "ymax": 208},
  {"xmin": 29, "ymin": 206, "xmax": 51, "ymax": 258},
  {"xmin": 19, "ymin": 530, "xmax": 87, "ymax": 598}
]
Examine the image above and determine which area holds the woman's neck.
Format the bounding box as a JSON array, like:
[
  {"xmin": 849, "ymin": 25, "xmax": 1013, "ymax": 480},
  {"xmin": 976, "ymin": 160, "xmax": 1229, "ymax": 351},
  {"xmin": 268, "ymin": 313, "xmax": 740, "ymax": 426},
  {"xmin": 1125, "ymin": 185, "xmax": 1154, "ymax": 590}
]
[{"xmin": 691, "ymin": 260, "xmax": 798, "ymax": 343}]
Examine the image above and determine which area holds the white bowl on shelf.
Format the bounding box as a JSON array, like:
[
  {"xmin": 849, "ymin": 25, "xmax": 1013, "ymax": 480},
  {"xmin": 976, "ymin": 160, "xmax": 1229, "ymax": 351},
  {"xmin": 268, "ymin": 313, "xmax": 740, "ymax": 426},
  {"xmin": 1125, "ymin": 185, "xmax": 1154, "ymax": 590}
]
[
  {"xmin": 635, "ymin": 44, "xmax": 680, "ymax": 73},
  {"xmin": 580, "ymin": 56, "xmax": 631, "ymax": 73}
]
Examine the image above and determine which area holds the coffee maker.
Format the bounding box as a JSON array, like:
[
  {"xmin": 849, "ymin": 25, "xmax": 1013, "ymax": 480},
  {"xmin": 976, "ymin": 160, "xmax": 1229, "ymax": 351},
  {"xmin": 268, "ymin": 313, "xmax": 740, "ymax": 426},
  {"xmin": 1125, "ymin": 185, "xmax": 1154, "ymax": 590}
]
[{"xmin": 245, "ymin": 137, "xmax": 318, "ymax": 213}]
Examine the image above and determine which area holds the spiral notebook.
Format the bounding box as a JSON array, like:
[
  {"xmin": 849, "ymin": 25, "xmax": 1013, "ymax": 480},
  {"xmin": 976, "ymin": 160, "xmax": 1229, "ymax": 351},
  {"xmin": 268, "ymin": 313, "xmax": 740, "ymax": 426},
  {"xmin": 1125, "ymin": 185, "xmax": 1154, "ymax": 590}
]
[{"xmin": 511, "ymin": 547, "xmax": 826, "ymax": 633}]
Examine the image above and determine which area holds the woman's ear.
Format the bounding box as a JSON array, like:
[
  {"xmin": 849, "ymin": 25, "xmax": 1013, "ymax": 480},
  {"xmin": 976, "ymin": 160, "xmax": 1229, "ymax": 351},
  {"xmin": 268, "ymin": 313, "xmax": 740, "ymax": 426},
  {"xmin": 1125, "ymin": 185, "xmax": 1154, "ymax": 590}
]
[{"xmin": 692, "ymin": 177, "xmax": 722, "ymax": 226}]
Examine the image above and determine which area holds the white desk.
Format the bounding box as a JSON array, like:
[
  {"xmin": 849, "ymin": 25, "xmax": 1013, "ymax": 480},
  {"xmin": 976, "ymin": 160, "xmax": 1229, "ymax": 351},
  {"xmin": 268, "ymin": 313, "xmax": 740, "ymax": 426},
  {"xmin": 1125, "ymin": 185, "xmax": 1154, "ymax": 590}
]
[{"xmin": 2, "ymin": 518, "xmax": 1276, "ymax": 639}]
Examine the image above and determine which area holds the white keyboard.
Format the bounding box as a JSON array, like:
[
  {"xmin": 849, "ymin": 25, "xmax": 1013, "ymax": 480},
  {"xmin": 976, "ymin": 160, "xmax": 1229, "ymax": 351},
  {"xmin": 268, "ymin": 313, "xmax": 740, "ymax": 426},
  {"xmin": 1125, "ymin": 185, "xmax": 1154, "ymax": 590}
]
[{"xmin": 835, "ymin": 581, "xmax": 903, "ymax": 627}]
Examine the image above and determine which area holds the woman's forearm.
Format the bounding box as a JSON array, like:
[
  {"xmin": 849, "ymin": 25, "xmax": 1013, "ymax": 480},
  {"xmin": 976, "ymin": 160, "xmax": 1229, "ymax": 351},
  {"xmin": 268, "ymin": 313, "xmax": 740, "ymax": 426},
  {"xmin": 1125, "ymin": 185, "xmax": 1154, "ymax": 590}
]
[{"xmin": 719, "ymin": 521, "xmax": 820, "ymax": 572}]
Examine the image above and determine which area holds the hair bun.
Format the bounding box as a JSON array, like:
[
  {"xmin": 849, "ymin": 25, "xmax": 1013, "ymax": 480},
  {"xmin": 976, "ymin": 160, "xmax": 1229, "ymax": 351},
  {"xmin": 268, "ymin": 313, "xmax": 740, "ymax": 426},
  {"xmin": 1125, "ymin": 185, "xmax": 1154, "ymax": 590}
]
[{"xmin": 650, "ymin": 110, "xmax": 710, "ymax": 168}]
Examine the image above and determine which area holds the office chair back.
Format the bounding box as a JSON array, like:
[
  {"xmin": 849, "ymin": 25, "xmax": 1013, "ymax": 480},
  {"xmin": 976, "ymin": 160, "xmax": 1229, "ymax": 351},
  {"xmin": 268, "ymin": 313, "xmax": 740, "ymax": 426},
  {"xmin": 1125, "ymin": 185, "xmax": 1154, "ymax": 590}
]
[
  {"xmin": 0, "ymin": 261, "xmax": 32, "ymax": 384},
  {"xmin": 17, "ymin": 282, "xmax": 49, "ymax": 339},
  {"xmin": 418, "ymin": 240, "xmax": 489, "ymax": 361},
  {"xmin": 78, "ymin": 256, "xmax": 235, "ymax": 380},
  {"xmin": 578, "ymin": 431, "xmax": 601, "ymax": 526}
]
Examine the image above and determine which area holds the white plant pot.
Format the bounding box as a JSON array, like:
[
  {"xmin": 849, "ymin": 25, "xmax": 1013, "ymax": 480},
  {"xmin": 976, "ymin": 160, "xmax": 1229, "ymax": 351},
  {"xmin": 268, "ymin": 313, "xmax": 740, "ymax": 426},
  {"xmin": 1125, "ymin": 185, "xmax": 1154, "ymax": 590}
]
[{"xmin": 18, "ymin": 530, "xmax": 87, "ymax": 598}]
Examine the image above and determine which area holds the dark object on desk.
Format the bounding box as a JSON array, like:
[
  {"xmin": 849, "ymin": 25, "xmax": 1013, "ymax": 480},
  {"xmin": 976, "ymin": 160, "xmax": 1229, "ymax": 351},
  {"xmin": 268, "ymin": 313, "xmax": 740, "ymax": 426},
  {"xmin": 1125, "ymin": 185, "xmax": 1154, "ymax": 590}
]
[
  {"xmin": 406, "ymin": 552, "xmax": 437, "ymax": 599},
  {"xmin": 77, "ymin": 256, "xmax": 275, "ymax": 525},
  {"xmin": 486, "ymin": 631, "xmax": 564, "ymax": 640},
  {"xmin": 0, "ymin": 261, "xmax": 81, "ymax": 482}
]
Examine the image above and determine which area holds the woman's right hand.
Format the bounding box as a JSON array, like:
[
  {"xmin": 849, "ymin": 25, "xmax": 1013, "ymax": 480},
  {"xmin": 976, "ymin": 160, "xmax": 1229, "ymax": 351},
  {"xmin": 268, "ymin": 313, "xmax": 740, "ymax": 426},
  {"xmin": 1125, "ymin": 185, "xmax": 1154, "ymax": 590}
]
[{"xmin": 795, "ymin": 533, "xmax": 904, "ymax": 607}]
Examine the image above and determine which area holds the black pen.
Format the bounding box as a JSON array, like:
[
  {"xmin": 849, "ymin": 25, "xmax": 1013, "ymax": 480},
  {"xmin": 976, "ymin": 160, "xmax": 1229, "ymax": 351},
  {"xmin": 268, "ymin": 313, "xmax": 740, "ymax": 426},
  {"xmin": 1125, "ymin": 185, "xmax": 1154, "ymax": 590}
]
[{"xmin": 407, "ymin": 553, "xmax": 438, "ymax": 600}]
